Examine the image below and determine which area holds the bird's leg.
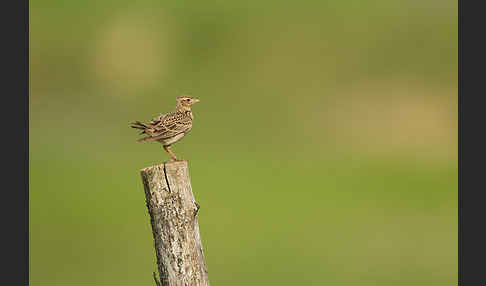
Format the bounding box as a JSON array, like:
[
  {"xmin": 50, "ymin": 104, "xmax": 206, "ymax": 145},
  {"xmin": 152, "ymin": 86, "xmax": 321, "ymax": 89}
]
[{"xmin": 163, "ymin": 145, "xmax": 178, "ymax": 161}]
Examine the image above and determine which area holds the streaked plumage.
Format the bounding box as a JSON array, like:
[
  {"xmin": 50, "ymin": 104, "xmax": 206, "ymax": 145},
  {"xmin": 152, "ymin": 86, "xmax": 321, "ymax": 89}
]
[{"xmin": 131, "ymin": 96, "xmax": 200, "ymax": 160}]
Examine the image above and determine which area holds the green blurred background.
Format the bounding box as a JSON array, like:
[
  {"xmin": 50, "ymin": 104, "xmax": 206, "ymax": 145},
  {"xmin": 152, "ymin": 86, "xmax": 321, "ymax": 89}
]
[{"xmin": 30, "ymin": 0, "xmax": 457, "ymax": 285}]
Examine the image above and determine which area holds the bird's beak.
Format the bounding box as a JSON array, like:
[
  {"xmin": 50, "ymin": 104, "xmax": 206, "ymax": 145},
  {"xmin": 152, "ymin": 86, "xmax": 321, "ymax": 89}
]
[{"xmin": 192, "ymin": 98, "xmax": 200, "ymax": 104}]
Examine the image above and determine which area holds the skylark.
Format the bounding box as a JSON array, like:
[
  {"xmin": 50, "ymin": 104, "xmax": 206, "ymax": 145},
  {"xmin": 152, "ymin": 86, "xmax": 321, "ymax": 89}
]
[{"xmin": 131, "ymin": 96, "xmax": 200, "ymax": 161}]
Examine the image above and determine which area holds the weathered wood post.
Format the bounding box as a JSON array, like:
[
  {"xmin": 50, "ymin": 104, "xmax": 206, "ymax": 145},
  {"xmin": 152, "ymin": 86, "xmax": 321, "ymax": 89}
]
[{"xmin": 140, "ymin": 160, "xmax": 209, "ymax": 286}]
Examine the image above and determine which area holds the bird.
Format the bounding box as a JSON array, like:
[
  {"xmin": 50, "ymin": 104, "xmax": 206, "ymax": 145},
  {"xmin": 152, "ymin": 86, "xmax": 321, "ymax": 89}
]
[{"xmin": 131, "ymin": 96, "xmax": 200, "ymax": 161}]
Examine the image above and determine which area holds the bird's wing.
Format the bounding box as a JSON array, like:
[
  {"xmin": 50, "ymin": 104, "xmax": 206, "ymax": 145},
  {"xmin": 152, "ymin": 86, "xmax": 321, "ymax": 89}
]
[
  {"xmin": 145, "ymin": 112, "xmax": 192, "ymax": 140},
  {"xmin": 148, "ymin": 113, "xmax": 165, "ymax": 125}
]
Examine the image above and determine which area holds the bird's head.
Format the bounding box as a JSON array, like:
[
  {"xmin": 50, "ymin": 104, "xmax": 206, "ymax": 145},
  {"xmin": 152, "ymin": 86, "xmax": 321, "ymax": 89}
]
[{"xmin": 176, "ymin": 95, "xmax": 200, "ymax": 110}]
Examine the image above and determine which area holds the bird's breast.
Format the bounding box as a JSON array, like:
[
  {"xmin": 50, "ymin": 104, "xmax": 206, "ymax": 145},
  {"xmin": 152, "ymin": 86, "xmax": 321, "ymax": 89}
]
[{"xmin": 187, "ymin": 111, "xmax": 194, "ymax": 120}]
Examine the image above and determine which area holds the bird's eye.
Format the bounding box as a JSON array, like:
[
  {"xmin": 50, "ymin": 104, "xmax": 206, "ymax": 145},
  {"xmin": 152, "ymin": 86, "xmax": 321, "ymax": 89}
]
[{"xmin": 186, "ymin": 99, "xmax": 191, "ymax": 102}]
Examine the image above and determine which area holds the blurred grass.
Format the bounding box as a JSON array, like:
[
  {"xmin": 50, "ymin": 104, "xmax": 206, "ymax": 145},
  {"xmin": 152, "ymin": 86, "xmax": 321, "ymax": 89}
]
[{"xmin": 30, "ymin": 0, "xmax": 457, "ymax": 285}]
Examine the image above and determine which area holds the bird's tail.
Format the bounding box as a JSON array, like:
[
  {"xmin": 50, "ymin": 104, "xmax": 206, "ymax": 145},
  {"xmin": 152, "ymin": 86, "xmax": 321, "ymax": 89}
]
[
  {"xmin": 131, "ymin": 121, "xmax": 150, "ymax": 135},
  {"xmin": 136, "ymin": 136, "xmax": 154, "ymax": 143},
  {"xmin": 131, "ymin": 121, "xmax": 147, "ymax": 130},
  {"xmin": 131, "ymin": 121, "xmax": 155, "ymax": 142}
]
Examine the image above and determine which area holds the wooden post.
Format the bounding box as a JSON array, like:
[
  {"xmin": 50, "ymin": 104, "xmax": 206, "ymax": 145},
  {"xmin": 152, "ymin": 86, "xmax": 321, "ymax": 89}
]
[{"xmin": 140, "ymin": 160, "xmax": 209, "ymax": 286}]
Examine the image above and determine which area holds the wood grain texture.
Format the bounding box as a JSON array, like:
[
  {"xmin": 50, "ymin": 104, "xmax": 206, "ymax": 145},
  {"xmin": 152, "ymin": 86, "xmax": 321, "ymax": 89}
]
[{"xmin": 141, "ymin": 160, "xmax": 209, "ymax": 286}]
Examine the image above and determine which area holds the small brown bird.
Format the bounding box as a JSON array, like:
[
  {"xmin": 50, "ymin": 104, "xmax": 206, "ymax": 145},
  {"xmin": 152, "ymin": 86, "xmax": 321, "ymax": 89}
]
[{"xmin": 131, "ymin": 96, "xmax": 200, "ymax": 161}]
